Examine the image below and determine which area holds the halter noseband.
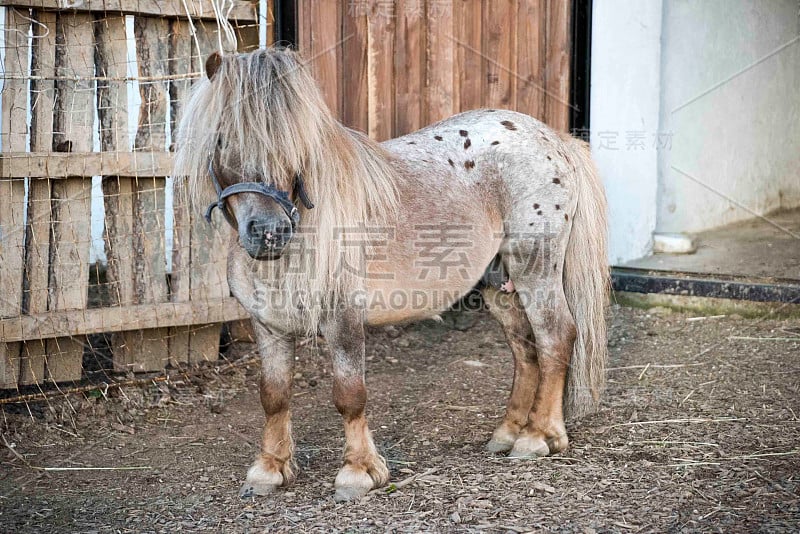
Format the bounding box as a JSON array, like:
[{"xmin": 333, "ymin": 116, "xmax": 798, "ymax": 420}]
[{"xmin": 204, "ymin": 160, "xmax": 315, "ymax": 229}]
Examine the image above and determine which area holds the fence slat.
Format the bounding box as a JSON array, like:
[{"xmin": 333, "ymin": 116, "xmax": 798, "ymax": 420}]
[
  {"xmin": 516, "ymin": 0, "xmax": 546, "ymax": 121},
  {"xmin": 392, "ymin": 0, "xmax": 425, "ymax": 135},
  {"xmin": 303, "ymin": 0, "xmax": 341, "ymax": 116},
  {"xmin": 455, "ymin": 0, "xmax": 483, "ymax": 112},
  {"xmin": 48, "ymin": 11, "xmax": 95, "ymax": 382},
  {"xmin": 483, "ymin": 0, "xmax": 516, "ymax": 110},
  {"xmin": 109, "ymin": 15, "xmax": 171, "ymax": 372},
  {"xmin": 342, "ymin": 1, "xmax": 368, "ymax": 133},
  {"xmin": 184, "ymin": 21, "xmax": 228, "ymax": 364},
  {"xmin": 96, "ymin": 13, "xmax": 138, "ymax": 373},
  {"xmin": 426, "ymin": 0, "xmax": 455, "ymax": 123},
  {"xmin": 0, "ymin": 297, "xmax": 250, "ymax": 343},
  {"xmin": 20, "ymin": 9, "xmax": 57, "ymax": 385},
  {"xmin": 1, "ymin": 151, "xmax": 175, "ymax": 178},
  {"xmin": 367, "ymin": 0, "xmax": 394, "ymax": 141},
  {"xmin": 167, "ymin": 17, "xmax": 193, "ymax": 366},
  {"xmin": 0, "ymin": 0, "xmax": 257, "ymax": 21},
  {"xmin": 0, "ymin": 8, "xmax": 30, "ymax": 388},
  {"xmin": 544, "ymin": 0, "xmax": 572, "ymax": 131}
]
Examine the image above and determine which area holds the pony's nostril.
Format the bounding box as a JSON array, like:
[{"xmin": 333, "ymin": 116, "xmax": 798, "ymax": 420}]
[{"xmin": 246, "ymin": 219, "xmax": 260, "ymax": 238}]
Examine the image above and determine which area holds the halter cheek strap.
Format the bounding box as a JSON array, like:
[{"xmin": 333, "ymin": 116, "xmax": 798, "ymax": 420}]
[{"xmin": 204, "ymin": 161, "xmax": 314, "ymax": 229}]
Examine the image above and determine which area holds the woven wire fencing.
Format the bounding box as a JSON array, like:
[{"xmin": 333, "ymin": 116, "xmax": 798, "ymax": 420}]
[{"xmin": 0, "ymin": 1, "xmax": 268, "ymax": 407}]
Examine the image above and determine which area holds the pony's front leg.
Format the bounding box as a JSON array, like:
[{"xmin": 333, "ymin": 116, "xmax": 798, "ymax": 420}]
[
  {"xmin": 239, "ymin": 320, "xmax": 296, "ymax": 497},
  {"xmin": 325, "ymin": 310, "xmax": 390, "ymax": 502}
]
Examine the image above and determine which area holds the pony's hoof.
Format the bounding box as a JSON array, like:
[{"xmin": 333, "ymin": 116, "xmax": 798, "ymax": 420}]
[
  {"xmin": 486, "ymin": 438, "xmax": 515, "ymax": 453},
  {"xmin": 239, "ymin": 462, "xmax": 285, "ymax": 498},
  {"xmin": 334, "ymin": 464, "xmax": 377, "ymax": 502},
  {"xmin": 239, "ymin": 481, "xmax": 278, "ymax": 498},
  {"xmin": 508, "ymin": 436, "xmax": 550, "ymax": 458}
]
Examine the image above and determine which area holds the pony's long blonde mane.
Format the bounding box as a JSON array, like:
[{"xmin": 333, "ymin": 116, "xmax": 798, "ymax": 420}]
[{"xmin": 175, "ymin": 48, "xmax": 399, "ymax": 333}]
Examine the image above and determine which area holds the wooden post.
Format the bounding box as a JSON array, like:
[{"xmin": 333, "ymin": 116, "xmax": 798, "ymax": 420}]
[
  {"xmin": 20, "ymin": 10, "xmax": 57, "ymax": 385},
  {"xmin": 48, "ymin": 12, "xmax": 95, "ymax": 382},
  {"xmin": 0, "ymin": 8, "xmax": 30, "ymax": 388}
]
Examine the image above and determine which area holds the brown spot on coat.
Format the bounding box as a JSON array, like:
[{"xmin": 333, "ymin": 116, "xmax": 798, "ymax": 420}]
[
  {"xmin": 553, "ymin": 178, "xmax": 561, "ymax": 185},
  {"xmin": 555, "ymin": 204, "xmax": 560, "ymax": 210},
  {"xmin": 537, "ymin": 210, "xmax": 543, "ymax": 215},
  {"xmin": 448, "ymin": 158, "xmax": 455, "ymax": 167},
  {"xmin": 491, "ymin": 141, "xmax": 500, "ymax": 145},
  {"xmin": 408, "ymin": 141, "xmax": 416, "ymax": 145},
  {"xmin": 501, "ymin": 120, "xmax": 517, "ymax": 130},
  {"xmin": 464, "ymin": 138, "xmax": 472, "ymax": 149},
  {"xmin": 464, "ymin": 160, "xmax": 475, "ymax": 170},
  {"xmin": 434, "ymin": 135, "xmax": 443, "ymax": 141},
  {"xmin": 459, "ymin": 129, "xmax": 469, "ymax": 137},
  {"xmin": 565, "ymin": 213, "xmax": 569, "ymax": 221},
  {"xmin": 533, "ymin": 203, "xmax": 539, "ymax": 209}
]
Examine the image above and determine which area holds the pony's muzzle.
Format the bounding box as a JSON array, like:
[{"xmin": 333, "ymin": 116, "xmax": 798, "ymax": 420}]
[{"xmin": 241, "ymin": 216, "xmax": 293, "ymax": 260}]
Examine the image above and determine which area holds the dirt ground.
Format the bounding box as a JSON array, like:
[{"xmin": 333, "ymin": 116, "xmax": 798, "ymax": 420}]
[{"xmin": 1, "ymin": 304, "xmax": 799, "ymax": 533}]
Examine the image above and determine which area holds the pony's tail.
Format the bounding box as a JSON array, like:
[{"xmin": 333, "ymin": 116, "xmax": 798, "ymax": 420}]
[{"xmin": 560, "ymin": 135, "xmax": 609, "ymax": 420}]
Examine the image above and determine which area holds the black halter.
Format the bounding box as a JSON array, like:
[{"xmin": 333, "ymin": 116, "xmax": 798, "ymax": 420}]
[{"xmin": 204, "ymin": 161, "xmax": 315, "ymax": 229}]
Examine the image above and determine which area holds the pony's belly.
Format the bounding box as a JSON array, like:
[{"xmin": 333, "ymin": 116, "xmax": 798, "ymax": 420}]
[
  {"xmin": 362, "ymin": 250, "xmax": 493, "ymax": 325},
  {"xmin": 363, "ymin": 277, "xmax": 480, "ymax": 326}
]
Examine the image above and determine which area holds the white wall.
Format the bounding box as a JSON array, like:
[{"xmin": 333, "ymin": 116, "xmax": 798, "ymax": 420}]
[
  {"xmin": 590, "ymin": 0, "xmax": 663, "ymax": 264},
  {"xmin": 657, "ymin": 0, "xmax": 800, "ymax": 233}
]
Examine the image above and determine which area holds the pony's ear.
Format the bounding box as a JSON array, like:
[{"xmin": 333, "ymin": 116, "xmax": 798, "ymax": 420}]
[{"xmin": 205, "ymin": 52, "xmax": 223, "ymax": 80}]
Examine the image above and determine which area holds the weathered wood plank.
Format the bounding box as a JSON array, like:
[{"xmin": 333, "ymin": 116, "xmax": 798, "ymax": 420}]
[
  {"xmin": 306, "ymin": 0, "xmax": 341, "ymax": 116},
  {"xmin": 455, "ymin": 0, "xmax": 483, "ymax": 112},
  {"xmin": 341, "ymin": 0, "xmax": 368, "ymax": 133},
  {"xmin": 48, "ymin": 11, "xmax": 95, "ymax": 382},
  {"xmin": 0, "ymin": 297, "xmax": 250, "ymax": 343},
  {"xmin": 516, "ymin": 0, "xmax": 546, "ymax": 120},
  {"xmin": 95, "ymin": 13, "xmax": 138, "ymax": 373},
  {"xmin": 366, "ymin": 0, "xmax": 394, "ymax": 141},
  {"xmin": 1, "ymin": 151, "xmax": 174, "ymax": 178},
  {"xmin": 167, "ymin": 17, "xmax": 194, "ymax": 366},
  {"xmin": 544, "ymin": 0, "xmax": 571, "ymax": 131},
  {"xmin": 425, "ymin": 0, "xmax": 456, "ymax": 123},
  {"xmin": 109, "ymin": 15, "xmax": 171, "ymax": 373},
  {"xmin": 0, "ymin": 7, "xmax": 29, "ymax": 388},
  {"xmin": 20, "ymin": 9, "xmax": 56, "ymax": 385},
  {"xmin": 0, "ymin": 0, "xmax": 258, "ymax": 21},
  {"xmin": 184, "ymin": 21, "xmax": 228, "ymax": 364},
  {"xmin": 393, "ymin": 0, "xmax": 425, "ymax": 135},
  {"xmin": 483, "ymin": 0, "xmax": 516, "ymax": 110}
]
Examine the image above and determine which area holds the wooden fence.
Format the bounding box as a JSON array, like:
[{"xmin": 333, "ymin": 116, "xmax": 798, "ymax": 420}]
[
  {"xmin": 296, "ymin": 0, "xmax": 573, "ymax": 140},
  {"xmin": 0, "ymin": 1, "xmax": 267, "ymax": 389}
]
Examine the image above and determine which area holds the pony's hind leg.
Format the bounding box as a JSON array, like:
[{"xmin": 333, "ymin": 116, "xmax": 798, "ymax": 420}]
[
  {"xmin": 239, "ymin": 321, "xmax": 296, "ymax": 497},
  {"xmin": 503, "ymin": 246, "xmax": 575, "ymax": 458},
  {"xmin": 481, "ymin": 287, "xmax": 540, "ymax": 453},
  {"xmin": 325, "ymin": 309, "xmax": 390, "ymax": 502}
]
